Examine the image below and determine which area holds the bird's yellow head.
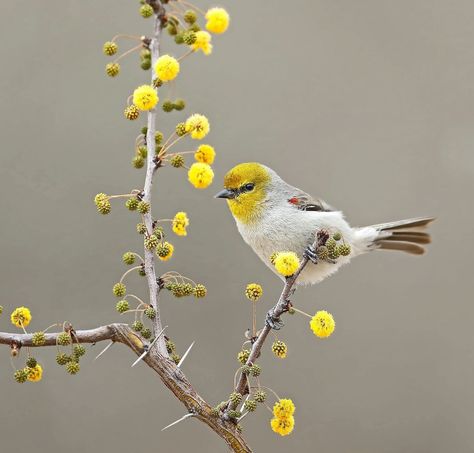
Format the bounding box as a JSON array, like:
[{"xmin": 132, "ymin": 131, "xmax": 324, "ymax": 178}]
[{"xmin": 215, "ymin": 163, "xmax": 271, "ymax": 224}]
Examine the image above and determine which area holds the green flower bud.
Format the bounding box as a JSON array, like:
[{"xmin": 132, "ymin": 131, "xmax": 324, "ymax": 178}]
[
  {"xmin": 57, "ymin": 332, "xmax": 72, "ymax": 346},
  {"xmin": 229, "ymin": 392, "xmax": 242, "ymax": 405},
  {"xmin": 155, "ymin": 131, "xmax": 164, "ymax": 144},
  {"xmin": 182, "ymin": 283, "xmax": 194, "ymax": 296},
  {"xmin": 227, "ymin": 410, "xmax": 241, "ymax": 419},
  {"xmin": 132, "ymin": 155, "xmax": 145, "ymax": 169},
  {"xmin": 162, "ymin": 101, "xmax": 174, "ymax": 112},
  {"xmin": 141, "ymin": 59, "xmax": 151, "ymax": 70},
  {"xmin": 138, "ymin": 146, "xmax": 148, "ymax": 158},
  {"xmin": 132, "ymin": 320, "xmax": 144, "ymax": 332},
  {"xmin": 254, "ymin": 390, "xmax": 266, "ymax": 403},
  {"xmin": 316, "ymin": 245, "xmax": 329, "ymax": 260},
  {"xmin": 14, "ymin": 369, "xmax": 28, "ymax": 383},
  {"xmin": 173, "ymin": 99, "xmax": 186, "ymax": 111},
  {"xmin": 144, "ymin": 234, "xmax": 159, "ymax": 250},
  {"xmin": 170, "ymin": 154, "xmax": 185, "ymax": 168},
  {"xmin": 328, "ymin": 246, "xmax": 340, "ymax": 260},
  {"xmin": 333, "ymin": 232, "xmax": 342, "ymax": 241},
  {"xmin": 237, "ymin": 349, "xmax": 250, "ymax": 365},
  {"xmin": 122, "ymin": 252, "xmax": 136, "ymax": 265},
  {"xmin": 138, "ymin": 265, "xmax": 146, "ymax": 277},
  {"xmin": 325, "ymin": 238, "xmax": 337, "ymax": 250},
  {"xmin": 244, "ymin": 399, "xmax": 257, "ymax": 412},
  {"xmin": 142, "ymin": 328, "xmax": 152, "ymax": 339},
  {"xmin": 174, "ymin": 33, "xmax": 185, "ymax": 44},
  {"xmin": 183, "ymin": 31, "xmax": 196, "ymax": 45},
  {"xmin": 338, "ymin": 243, "xmax": 351, "ymax": 256},
  {"xmin": 116, "ymin": 300, "xmax": 129, "ymax": 313},
  {"xmin": 103, "ymin": 41, "xmax": 118, "ymax": 56},
  {"xmin": 140, "ymin": 4, "xmax": 154, "ymax": 18},
  {"xmin": 124, "ymin": 105, "xmax": 140, "ymax": 121},
  {"xmin": 166, "ymin": 339, "xmax": 175, "ymax": 353},
  {"xmin": 271, "ymin": 340, "xmax": 287, "ymax": 359},
  {"xmin": 126, "ymin": 197, "xmax": 139, "ymax": 211},
  {"xmin": 56, "ymin": 353, "xmax": 71, "ymax": 366},
  {"xmin": 250, "ymin": 363, "xmax": 261, "ymax": 377},
  {"xmin": 141, "ymin": 126, "xmax": 148, "ymax": 135},
  {"xmin": 105, "ymin": 62, "xmax": 120, "ymax": 77},
  {"xmin": 175, "ymin": 123, "xmax": 187, "ymax": 137},
  {"xmin": 153, "ymin": 78, "xmax": 163, "ymax": 88},
  {"xmin": 137, "ymin": 201, "xmax": 150, "ymax": 214},
  {"xmin": 66, "ymin": 361, "xmax": 80, "ymax": 375},
  {"xmin": 144, "ymin": 306, "xmax": 156, "ymax": 319},
  {"xmin": 153, "ymin": 226, "xmax": 164, "ymax": 239},
  {"xmin": 32, "ymin": 331, "xmax": 46, "ymax": 346},
  {"xmin": 137, "ymin": 223, "xmax": 147, "ymax": 234},
  {"xmin": 113, "ymin": 282, "xmax": 126, "ymax": 298},
  {"xmin": 183, "ymin": 10, "xmax": 197, "ymax": 24},
  {"xmin": 167, "ymin": 23, "xmax": 178, "ymax": 36},
  {"xmin": 188, "ymin": 23, "xmax": 200, "ymax": 32},
  {"xmin": 171, "ymin": 353, "xmax": 181, "ymax": 364},
  {"xmin": 193, "ymin": 284, "xmax": 207, "ymax": 298},
  {"xmin": 73, "ymin": 344, "xmax": 86, "ymax": 358},
  {"xmin": 26, "ymin": 357, "xmax": 37, "ymax": 368}
]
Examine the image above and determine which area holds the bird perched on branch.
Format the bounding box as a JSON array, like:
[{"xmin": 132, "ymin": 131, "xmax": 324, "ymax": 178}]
[{"xmin": 215, "ymin": 163, "xmax": 434, "ymax": 288}]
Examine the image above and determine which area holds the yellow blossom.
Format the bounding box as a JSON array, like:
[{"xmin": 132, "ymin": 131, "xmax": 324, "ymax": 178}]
[
  {"xmin": 191, "ymin": 31, "xmax": 213, "ymax": 55},
  {"xmin": 154, "ymin": 55, "xmax": 180, "ymax": 82},
  {"xmin": 271, "ymin": 416, "xmax": 295, "ymax": 436},
  {"xmin": 273, "ymin": 252, "xmax": 300, "ymax": 277},
  {"xmin": 132, "ymin": 84, "xmax": 158, "ymax": 111},
  {"xmin": 10, "ymin": 307, "xmax": 32, "ymax": 328},
  {"xmin": 185, "ymin": 114, "xmax": 210, "ymax": 139},
  {"xmin": 172, "ymin": 211, "xmax": 190, "ymax": 236},
  {"xmin": 194, "ymin": 144, "xmax": 215, "ymax": 164},
  {"xmin": 273, "ymin": 398, "xmax": 295, "ymax": 419},
  {"xmin": 188, "ymin": 163, "xmax": 214, "ymax": 189},
  {"xmin": 205, "ymin": 7, "xmax": 230, "ymax": 34},
  {"xmin": 310, "ymin": 310, "xmax": 335, "ymax": 338},
  {"xmin": 245, "ymin": 283, "xmax": 263, "ymax": 302},
  {"xmin": 27, "ymin": 364, "xmax": 43, "ymax": 382},
  {"xmin": 271, "ymin": 340, "xmax": 288, "ymax": 359}
]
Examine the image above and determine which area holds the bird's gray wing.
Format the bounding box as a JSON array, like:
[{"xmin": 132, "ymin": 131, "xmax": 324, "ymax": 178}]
[{"xmin": 287, "ymin": 188, "xmax": 334, "ymax": 212}]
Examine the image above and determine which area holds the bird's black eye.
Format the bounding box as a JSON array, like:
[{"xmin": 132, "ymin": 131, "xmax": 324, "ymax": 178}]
[{"xmin": 243, "ymin": 183, "xmax": 255, "ymax": 192}]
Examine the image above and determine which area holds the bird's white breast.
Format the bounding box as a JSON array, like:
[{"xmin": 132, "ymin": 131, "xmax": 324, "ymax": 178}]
[{"xmin": 235, "ymin": 204, "xmax": 358, "ymax": 285}]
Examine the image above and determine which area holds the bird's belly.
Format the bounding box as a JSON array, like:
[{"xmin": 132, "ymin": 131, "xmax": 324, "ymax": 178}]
[{"xmin": 236, "ymin": 210, "xmax": 353, "ymax": 285}]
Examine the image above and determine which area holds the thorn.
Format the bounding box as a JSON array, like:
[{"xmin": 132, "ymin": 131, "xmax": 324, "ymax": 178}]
[
  {"xmin": 94, "ymin": 341, "xmax": 114, "ymax": 361},
  {"xmin": 161, "ymin": 413, "xmax": 194, "ymax": 431},
  {"xmin": 131, "ymin": 325, "xmax": 167, "ymax": 368},
  {"xmin": 177, "ymin": 341, "xmax": 195, "ymax": 368}
]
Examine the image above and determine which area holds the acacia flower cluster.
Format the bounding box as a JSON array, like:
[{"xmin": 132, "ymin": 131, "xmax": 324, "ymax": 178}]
[{"xmin": 271, "ymin": 399, "xmax": 296, "ymax": 436}]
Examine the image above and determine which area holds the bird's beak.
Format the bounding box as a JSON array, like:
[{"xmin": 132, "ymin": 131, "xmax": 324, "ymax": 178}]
[{"xmin": 214, "ymin": 188, "xmax": 235, "ymax": 199}]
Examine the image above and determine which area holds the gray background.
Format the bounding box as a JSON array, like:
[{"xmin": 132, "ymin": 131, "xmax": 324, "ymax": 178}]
[{"xmin": 0, "ymin": 1, "xmax": 472, "ymax": 452}]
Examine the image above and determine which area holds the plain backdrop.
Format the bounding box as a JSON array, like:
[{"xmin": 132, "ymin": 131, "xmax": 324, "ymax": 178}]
[{"xmin": 0, "ymin": 1, "xmax": 472, "ymax": 452}]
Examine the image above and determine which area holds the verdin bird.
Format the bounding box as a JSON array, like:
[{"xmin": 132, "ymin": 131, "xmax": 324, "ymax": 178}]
[{"xmin": 215, "ymin": 163, "xmax": 434, "ymax": 287}]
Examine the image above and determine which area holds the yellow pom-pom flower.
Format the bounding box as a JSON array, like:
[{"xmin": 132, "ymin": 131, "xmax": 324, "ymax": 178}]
[
  {"xmin": 310, "ymin": 310, "xmax": 335, "ymax": 338},
  {"xmin": 11, "ymin": 307, "xmax": 32, "ymax": 328},
  {"xmin": 205, "ymin": 7, "xmax": 230, "ymax": 34},
  {"xmin": 271, "ymin": 340, "xmax": 288, "ymax": 359},
  {"xmin": 194, "ymin": 144, "xmax": 215, "ymax": 164},
  {"xmin": 27, "ymin": 364, "xmax": 43, "ymax": 382},
  {"xmin": 245, "ymin": 283, "xmax": 263, "ymax": 302},
  {"xmin": 270, "ymin": 416, "xmax": 295, "ymax": 436},
  {"xmin": 191, "ymin": 31, "xmax": 213, "ymax": 55},
  {"xmin": 273, "ymin": 252, "xmax": 300, "ymax": 277},
  {"xmin": 273, "ymin": 398, "xmax": 295, "ymax": 419},
  {"xmin": 172, "ymin": 211, "xmax": 189, "ymax": 236},
  {"xmin": 188, "ymin": 163, "xmax": 214, "ymax": 189},
  {"xmin": 132, "ymin": 85, "xmax": 158, "ymax": 111},
  {"xmin": 154, "ymin": 55, "xmax": 180, "ymax": 82},
  {"xmin": 185, "ymin": 114, "xmax": 210, "ymax": 139}
]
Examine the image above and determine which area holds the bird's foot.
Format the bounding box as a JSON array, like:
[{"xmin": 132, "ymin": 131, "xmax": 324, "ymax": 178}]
[
  {"xmin": 265, "ymin": 311, "xmax": 284, "ymax": 330},
  {"xmin": 304, "ymin": 244, "xmax": 318, "ymax": 264}
]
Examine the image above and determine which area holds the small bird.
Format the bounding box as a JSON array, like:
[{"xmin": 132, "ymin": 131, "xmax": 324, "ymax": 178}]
[{"xmin": 215, "ymin": 163, "xmax": 434, "ymax": 287}]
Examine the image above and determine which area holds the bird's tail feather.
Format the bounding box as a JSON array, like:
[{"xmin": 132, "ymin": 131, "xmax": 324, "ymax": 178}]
[{"xmin": 369, "ymin": 217, "xmax": 435, "ymax": 255}]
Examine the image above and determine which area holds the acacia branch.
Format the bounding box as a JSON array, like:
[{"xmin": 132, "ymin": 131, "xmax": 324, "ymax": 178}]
[
  {"xmin": 142, "ymin": 2, "xmax": 167, "ymax": 357},
  {"xmin": 0, "ymin": 324, "xmax": 252, "ymax": 452},
  {"xmin": 227, "ymin": 237, "xmax": 318, "ymax": 412}
]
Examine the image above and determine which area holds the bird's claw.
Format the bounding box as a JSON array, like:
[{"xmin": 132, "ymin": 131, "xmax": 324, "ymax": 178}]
[
  {"xmin": 304, "ymin": 244, "xmax": 318, "ymax": 264},
  {"xmin": 265, "ymin": 311, "xmax": 284, "ymax": 330}
]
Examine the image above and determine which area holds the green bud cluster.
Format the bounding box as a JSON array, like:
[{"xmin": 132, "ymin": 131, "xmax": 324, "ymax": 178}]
[
  {"xmin": 14, "ymin": 369, "xmax": 28, "ymax": 383},
  {"xmin": 137, "ymin": 201, "xmax": 150, "ymax": 214},
  {"xmin": 56, "ymin": 353, "xmax": 71, "ymax": 366},
  {"xmin": 73, "ymin": 344, "xmax": 86, "ymax": 360},
  {"xmin": 142, "ymin": 328, "xmax": 152, "ymax": 339},
  {"xmin": 103, "ymin": 41, "xmax": 118, "ymax": 56},
  {"xmin": 193, "ymin": 284, "xmax": 207, "ymax": 298},
  {"xmin": 124, "ymin": 105, "xmax": 140, "ymax": 121},
  {"xmin": 229, "ymin": 392, "xmax": 242, "ymax": 405},
  {"xmin": 26, "ymin": 357, "xmax": 37, "ymax": 368},
  {"xmin": 144, "ymin": 234, "xmax": 159, "ymax": 250},
  {"xmin": 66, "ymin": 361, "xmax": 80, "ymax": 375},
  {"xmin": 144, "ymin": 306, "xmax": 156, "ymax": 319},
  {"xmin": 140, "ymin": 4, "xmax": 154, "ymax": 18},
  {"xmin": 132, "ymin": 155, "xmax": 145, "ymax": 169},
  {"xmin": 170, "ymin": 154, "xmax": 185, "ymax": 168},
  {"xmin": 244, "ymin": 399, "xmax": 257, "ymax": 412},
  {"xmin": 249, "ymin": 363, "xmax": 261, "ymax": 377},
  {"xmin": 137, "ymin": 223, "xmax": 147, "ymax": 234},
  {"xmin": 183, "ymin": 10, "xmax": 197, "ymax": 24},
  {"xmin": 171, "ymin": 353, "xmax": 181, "ymax": 364},
  {"xmin": 166, "ymin": 339, "xmax": 176, "ymax": 353},
  {"xmin": 126, "ymin": 197, "xmax": 139, "ymax": 211},
  {"xmin": 132, "ymin": 320, "xmax": 144, "ymax": 332},
  {"xmin": 254, "ymin": 390, "xmax": 266, "ymax": 403},
  {"xmin": 106, "ymin": 62, "xmax": 120, "ymax": 77},
  {"xmin": 175, "ymin": 122, "xmax": 187, "ymax": 137}
]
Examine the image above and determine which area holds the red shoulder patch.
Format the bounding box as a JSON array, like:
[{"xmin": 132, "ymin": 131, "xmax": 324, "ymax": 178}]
[{"xmin": 288, "ymin": 197, "xmax": 300, "ymax": 205}]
